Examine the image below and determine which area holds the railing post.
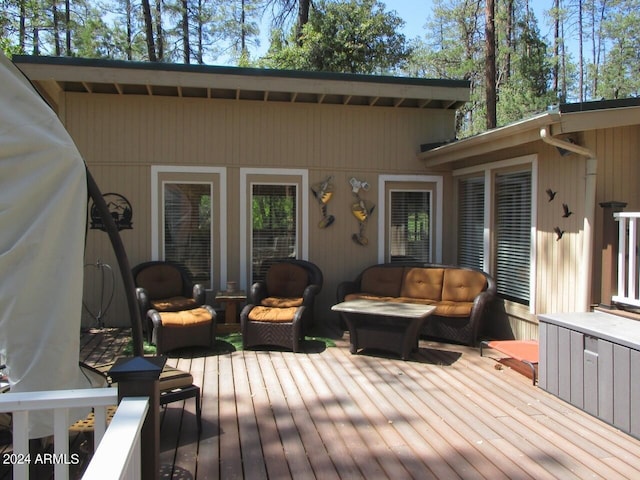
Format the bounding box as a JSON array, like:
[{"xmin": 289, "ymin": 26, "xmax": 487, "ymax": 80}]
[
  {"xmin": 109, "ymin": 356, "xmax": 166, "ymax": 480},
  {"xmin": 600, "ymin": 201, "xmax": 627, "ymax": 308}
]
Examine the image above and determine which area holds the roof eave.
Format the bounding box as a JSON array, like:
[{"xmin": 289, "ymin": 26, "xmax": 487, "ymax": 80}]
[
  {"xmin": 418, "ymin": 112, "xmax": 560, "ymax": 168},
  {"xmin": 13, "ymin": 55, "xmax": 470, "ymax": 110}
]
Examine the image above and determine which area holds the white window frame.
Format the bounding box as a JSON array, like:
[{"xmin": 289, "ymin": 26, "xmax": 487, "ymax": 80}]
[
  {"xmin": 378, "ymin": 175, "xmax": 443, "ymax": 264},
  {"xmin": 453, "ymin": 154, "xmax": 538, "ymax": 314},
  {"xmin": 240, "ymin": 168, "xmax": 309, "ymax": 288},
  {"xmin": 151, "ymin": 165, "xmax": 227, "ymax": 291}
]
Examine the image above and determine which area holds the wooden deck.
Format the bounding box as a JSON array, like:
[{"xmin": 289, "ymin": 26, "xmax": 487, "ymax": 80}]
[
  {"xmin": 5, "ymin": 327, "xmax": 640, "ymax": 479},
  {"xmin": 73, "ymin": 328, "xmax": 640, "ymax": 480}
]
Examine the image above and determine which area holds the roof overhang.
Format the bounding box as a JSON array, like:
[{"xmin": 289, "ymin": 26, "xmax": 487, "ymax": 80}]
[
  {"xmin": 419, "ymin": 98, "xmax": 640, "ymax": 168},
  {"xmin": 12, "ymin": 55, "xmax": 470, "ymax": 112}
]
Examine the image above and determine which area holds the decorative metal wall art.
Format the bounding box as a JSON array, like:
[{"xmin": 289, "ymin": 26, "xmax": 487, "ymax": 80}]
[
  {"xmin": 547, "ymin": 186, "xmax": 573, "ymax": 241},
  {"xmin": 349, "ymin": 177, "xmax": 375, "ymax": 246},
  {"xmin": 311, "ymin": 176, "xmax": 335, "ymax": 228},
  {"xmin": 89, "ymin": 192, "xmax": 133, "ymax": 231}
]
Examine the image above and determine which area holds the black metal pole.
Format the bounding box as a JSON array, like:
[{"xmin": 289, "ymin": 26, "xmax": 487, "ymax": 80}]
[{"xmin": 86, "ymin": 169, "xmax": 144, "ymax": 356}]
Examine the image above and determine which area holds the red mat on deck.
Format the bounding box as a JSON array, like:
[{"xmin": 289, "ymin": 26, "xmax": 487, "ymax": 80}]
[{"xmin": 485, "ymin": 340, "xmax": 539, "ymax": 364}]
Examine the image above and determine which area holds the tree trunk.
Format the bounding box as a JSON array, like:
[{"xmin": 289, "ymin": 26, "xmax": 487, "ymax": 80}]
[
  {"xmin": 155, "ymin": 0, "xmax": 164, "ymax": 61},
  {"xmin": 578, "ymin": 0, "xmax": 584, "ymax": 102},
  {"xmin": 196, "ymin": 0, "xmax": 204, "ymax": 64},
  {"xmin": 182, "ymin": 0, "xmax": 190, "ymax": 63},
  {"xmin": 296, "ymin": 0, "xmax": 310, "ymax": 44},
  {"xmin": 52, "ymin": 1, "xmax": 61, "ymax": 56},
  {"xmin": 19, "ymin": 0, "xmax": 26, "ymax": 51},
  {"xmin": 65, "ymin": 0, "xmax": 71, "ymax": 55},
  {"xmin": 141, "ymin": 0, "xmax": 157, "ymax": 61},
  {"xmin": 552, "ymin": 0, "xmax": 560, "ymax": 98},
  {"xmin": 241, "ymin": 0, "xmax": 247, "ymax": 54},
  {"xmin": 504, "ymin": 0, "xmax": 513, "ymax": 83},
  {"xmin": 485, "ymin": 0, "xmax": 497, "ymax": 129},
  {"xmin": 126, "ymin": 0, "xmax": 133, "ymax": 60}
]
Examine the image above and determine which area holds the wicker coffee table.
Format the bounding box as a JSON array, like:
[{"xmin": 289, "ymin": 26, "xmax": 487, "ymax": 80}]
[{"xmin": 332, "ymin": 299, "xmax": 435, "ymax": 360}]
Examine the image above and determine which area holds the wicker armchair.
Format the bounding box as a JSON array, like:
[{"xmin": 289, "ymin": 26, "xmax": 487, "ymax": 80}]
[
  {"xmin": 132, "ymin": 261, "xmax": 214, "ymax": 353},
  {"xmin": 241, "ymin": 259, "xmax": 323, "ymax": 352}
]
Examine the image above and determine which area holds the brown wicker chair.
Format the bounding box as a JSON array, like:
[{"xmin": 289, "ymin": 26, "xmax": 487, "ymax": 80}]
[
  {"xmin": 241, "ymin": 259, "xmax": 323, "ymax": 352},
  {"xmin": 133, "ymin": 261, "xmax": 215, "ymax": 353}
]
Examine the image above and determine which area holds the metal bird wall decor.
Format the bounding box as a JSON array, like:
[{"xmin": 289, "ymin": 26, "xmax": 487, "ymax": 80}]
[
  {"xmin": 546, "ymin": 188, "xmax": 557, "ymax": 202},
  {"xmin": 562, "ymin": 203, "xmax": 573, "ymax": 217},
  {"xmin": 554, "ymin": 226, "xmax": 565, "ymax": 241}
]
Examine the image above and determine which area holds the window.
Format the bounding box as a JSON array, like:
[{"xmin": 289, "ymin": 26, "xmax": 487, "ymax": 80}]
[
  {"xmin": 378, "ymin": 175, "xmax": 443, "ymax": 264},
  {"xmin": 152, "ymin": 166, "xmax": 226, "ymax": 292},
  {"xmin": 494, "ymin": 170, "xmax": 532, "ymax": 304},
  {"xmin": 389, "ymin": 190, "xmax": 431, "ymax": 263},
  {"xmin": 163, "ymin": 182, "xmax": 212, "ymax": 288},
  {"xmin": 455, "ymin": 157, "xmax": 535, "ymax": 308},
  {"xmin": 251, "ymin": 184, "xmax": 298, "ymax": 282},
  {"xmin": 457, "ymin": 176, "xmax": 485, "ymax": 270},
  {"xmin": 240, "ymin": 169, "xmax": 308, "ymax": 288}
]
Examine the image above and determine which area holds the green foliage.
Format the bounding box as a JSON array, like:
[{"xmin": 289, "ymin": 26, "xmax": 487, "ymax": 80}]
[
  {"xmin": 496, "ymin": 12, "xmax": 555, "ymax": 125},
  {"xmin": 252, "ymin": 192, "xmax": 295, "ymax": 230},
  {"xmin": 596, "ymin": 0, "xmax": 640, "ymax": 98},
  {"xmin": 261, "ymin": 0, "xmax": 410, "ymax": 74}
]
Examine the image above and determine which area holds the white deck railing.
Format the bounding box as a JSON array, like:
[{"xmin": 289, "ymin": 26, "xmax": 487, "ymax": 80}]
[
  {"xmin": 614, "ymin": 212, "xmax": 640, "ymax": 307},
  {"xmin": 0, "ymin": 388, "xmax": 148, "ymax": 480}
]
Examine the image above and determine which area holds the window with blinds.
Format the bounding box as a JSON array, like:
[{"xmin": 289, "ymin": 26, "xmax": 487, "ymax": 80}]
[
  {"xmin": 251, "ymin": 184, "xmax": 297, "ymax": 282},
  {"xmin": 494, "ymin": 170, "xmax": 532, "ymax": 304},
  {"xmin": 457, "ymin": 176, "xmax": 485, "ymax": 270},
  {"xmin": 163, "ymin": 182, "xmax": 212, "ymax": 288},
  {"xmin": 389, "ymin": 190, "xmax": 431, "ymax": 263}
]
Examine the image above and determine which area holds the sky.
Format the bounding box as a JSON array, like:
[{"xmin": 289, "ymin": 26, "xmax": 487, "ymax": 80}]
[{"xmin": 384, "ymin": 0, "xmax": 555, "ymax": 43}]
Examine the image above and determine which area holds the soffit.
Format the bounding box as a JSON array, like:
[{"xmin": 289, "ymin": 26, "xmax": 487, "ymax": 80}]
[{"xmin": 13, "ymin": 55, "xmax": 470, "ymax": 111}]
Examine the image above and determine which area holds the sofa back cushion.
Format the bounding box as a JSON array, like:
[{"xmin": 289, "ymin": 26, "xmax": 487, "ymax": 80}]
[
  {"xmin": 267, "ymin": 263, "xmax": 309, "ymax": 298},
  {"xmin": 360, "ymin": 266, "xmax": 404, "ymax": 297},
  {"xmin": 136, "ymin": 264, "xmax": 184, "ymax": 300},
  {"xmin": 441, "ymin": 269, "xmax": 487, "ymax": 302},
  {"xmin": 400, "ymin": 267, "xmax": 444, "ymax": 301}
]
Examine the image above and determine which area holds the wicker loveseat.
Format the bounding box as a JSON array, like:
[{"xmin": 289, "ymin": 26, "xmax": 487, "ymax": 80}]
[{"xmin": 337, "ymin": 263, "xmax": 496, "ymax": 346}]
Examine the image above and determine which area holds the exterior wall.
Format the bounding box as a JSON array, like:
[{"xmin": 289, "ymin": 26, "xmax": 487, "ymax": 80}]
[
  {"xmin": 590, "ymin": 124, "xmax": 640, "ymax": 306},
  {"xmin": 535, "ymin": 142, "xmax": 587, "ymax": 316},
  {"xmin": 71, "ymin": 92, "xmax": 456, "ymax": 330},
  {"xmin": 434, "ymin": 123, "xmax": 640, "ymax": 342}
]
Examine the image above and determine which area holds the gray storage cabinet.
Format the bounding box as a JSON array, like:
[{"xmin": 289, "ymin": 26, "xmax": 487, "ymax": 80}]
[{"xmin": 539, "ymin": 311, "xmax": 640, "ymax": 439}]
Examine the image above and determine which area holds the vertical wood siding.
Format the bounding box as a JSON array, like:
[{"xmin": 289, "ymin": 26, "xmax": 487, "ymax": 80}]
[{"xmin": 67, "ymin": 93, "xmax": 452, "ymax": 328}]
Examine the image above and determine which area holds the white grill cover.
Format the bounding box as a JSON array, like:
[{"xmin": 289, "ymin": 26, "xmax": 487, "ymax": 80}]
[{"xmin": 0, "ymin": 53, "xmax": 90, "ymax": 438}]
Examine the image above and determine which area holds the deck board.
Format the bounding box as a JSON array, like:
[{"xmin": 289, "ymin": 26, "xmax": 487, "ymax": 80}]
[{"xmin": 5, "ymin": 328, "xmax": 639, "ymax": 479}]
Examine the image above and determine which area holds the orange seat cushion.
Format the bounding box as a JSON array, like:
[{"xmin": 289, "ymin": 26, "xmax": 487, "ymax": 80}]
[
  {"xmin": 261, "ymin": 297, "xmax": 304, "ymax": 308},
  {"xmin": 393, "ymin": 296, "xmax": 437, "ymax": 306},
  {"xmin": 400, "ymin": 267, "xmax": 444, "ymax": 301},
  {"xmin": 360, "ymin": 266, "xmax": 404, "ymax": 298},
  {"xmin": 344, "ymin": 293, "xmax": 397, "ymax": 302},
  {"xmin": 248, "ymin": 306, "xmax": 298, "ymax": 323},
  {"xmin": 158, "ymin": 307, "xmax": 213, "ymax": 327},
  {"xmin": 152, "ymin": 296, "xmax": 199, "ymax": 312},
  {"xmin": 433, "ymin": 301, "xmax": 474, "ymax": 317},
  {"xmin": 441, "ymin": 269, "xmax": 487, "ymax": 302}
]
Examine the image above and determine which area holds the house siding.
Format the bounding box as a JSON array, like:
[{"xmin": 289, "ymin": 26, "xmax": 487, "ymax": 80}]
[
  {"xmin": 445, "ymin": 122, "xmax": 640, "ymax": 342},
  {"xmin": 70, "ymin": 92, "xmax": 456, "ymax": 329}
]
